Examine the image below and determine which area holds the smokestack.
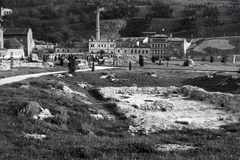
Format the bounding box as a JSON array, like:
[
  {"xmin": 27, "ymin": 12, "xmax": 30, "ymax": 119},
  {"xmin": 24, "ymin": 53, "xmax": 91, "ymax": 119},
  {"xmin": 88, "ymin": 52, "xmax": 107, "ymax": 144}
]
[{"xmin": 96, "ymin": 6, "xmax": 100, "ymax": 40}]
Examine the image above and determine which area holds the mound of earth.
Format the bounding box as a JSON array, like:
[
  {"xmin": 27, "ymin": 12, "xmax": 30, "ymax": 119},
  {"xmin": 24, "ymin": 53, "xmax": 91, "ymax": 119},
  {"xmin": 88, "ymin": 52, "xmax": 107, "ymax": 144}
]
[{"xmin": 99, "ymin": 86, "xmax": 240, "ymax": 134}]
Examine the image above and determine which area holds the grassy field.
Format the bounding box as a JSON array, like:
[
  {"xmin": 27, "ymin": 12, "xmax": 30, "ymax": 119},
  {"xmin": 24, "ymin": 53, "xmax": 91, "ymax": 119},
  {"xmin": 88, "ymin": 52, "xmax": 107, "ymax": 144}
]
[
  {"xmin": 0, "ymin": 68, "xmax": 240, "ymax": 159},
  {"xmin": 188, "ymin": 37, "xmax": 240, "ymax": 60}
]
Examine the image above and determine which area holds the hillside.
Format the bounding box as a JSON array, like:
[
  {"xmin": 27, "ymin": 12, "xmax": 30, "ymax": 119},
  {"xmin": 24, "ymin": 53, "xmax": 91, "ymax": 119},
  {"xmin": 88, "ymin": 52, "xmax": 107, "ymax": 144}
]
[
  {"xmin": 1, "ymin": 69, "xmax": 240, "ymax": 159},
  {"xmin": 1, "ymin": 0, "xmax": 240, "ymax": 43},
  {"xmin": 187, "ymin": 37, "xmax": 240, "ymax": 61}
]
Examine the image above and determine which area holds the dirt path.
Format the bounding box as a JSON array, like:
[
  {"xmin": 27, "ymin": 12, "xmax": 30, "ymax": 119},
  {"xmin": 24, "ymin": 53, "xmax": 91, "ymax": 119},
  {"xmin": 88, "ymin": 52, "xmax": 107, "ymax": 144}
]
[{"xmin": 0, "ymin": 66, "xmax": 115, "ymax": 86}]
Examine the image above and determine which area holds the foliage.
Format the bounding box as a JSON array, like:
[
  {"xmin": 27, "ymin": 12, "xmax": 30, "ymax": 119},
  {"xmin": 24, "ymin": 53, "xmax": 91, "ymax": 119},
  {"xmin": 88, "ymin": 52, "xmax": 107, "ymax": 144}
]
[
  {"xmin": 139, "ymin": 55, "xmax": 144, "ymax": 67},
  {"xmin": 101, "ymin": 4, "xmax": 139, "ymax": 20},
  {"xmin": 202, "ymin": 6, "xmax": 221, "ymax": 27},
  {"xmin": 210, "ymin": 56, "xmax": 214, "ymax": 63},
  {"xmin": 119, "ymin": 18, "xmax": 151, "ymax": 37},
  {"xmin": 151, "ymin": 56, "xmax": 156, "ymax": 63},
  {"xmin": 221, "ymin": 55, "xmax": 228, "ymax": 63},
  {"xmin": 129, "ymin": 61, "xmax": 132, "ymax": 70},
  {"xmin": 147, "ymin": 2, "xmax": 173, "ymax": 19}
]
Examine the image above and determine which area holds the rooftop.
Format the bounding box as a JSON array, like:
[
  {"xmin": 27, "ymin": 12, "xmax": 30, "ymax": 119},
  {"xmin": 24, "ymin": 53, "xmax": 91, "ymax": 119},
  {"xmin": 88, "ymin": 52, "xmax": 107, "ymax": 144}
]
[
  {"xmin": 150, "ymin": 34, "xmax": 169, "ymax": 38},
  {"xmin": 4, "ymin": 38, "xmax": 24, "ymax": 49},
  {"xmin": 4, "ymin": 28, "xmax": 30, "ymax": 35}
]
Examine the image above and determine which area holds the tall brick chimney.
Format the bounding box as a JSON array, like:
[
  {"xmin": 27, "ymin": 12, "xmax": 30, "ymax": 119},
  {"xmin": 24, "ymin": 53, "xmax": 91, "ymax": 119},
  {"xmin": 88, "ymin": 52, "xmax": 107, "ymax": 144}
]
[{"xmin": 96, "ymin": 6, "xmax": 100, "ymax": 40}]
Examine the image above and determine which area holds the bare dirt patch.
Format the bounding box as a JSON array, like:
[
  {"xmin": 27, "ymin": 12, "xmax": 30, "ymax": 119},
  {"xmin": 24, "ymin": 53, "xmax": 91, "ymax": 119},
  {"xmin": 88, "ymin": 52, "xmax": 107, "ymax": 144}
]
[{"xmin": 99, "ymin": 86, "xmax": 239, "ymax": 134}]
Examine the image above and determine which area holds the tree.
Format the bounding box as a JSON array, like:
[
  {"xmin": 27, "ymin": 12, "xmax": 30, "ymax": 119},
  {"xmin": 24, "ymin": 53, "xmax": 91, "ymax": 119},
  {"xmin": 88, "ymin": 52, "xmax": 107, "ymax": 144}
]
[
  {"xmin": 151, "ymin": 56, "xmax": 156, "ymax": 63},
  {"xmin": 202, "ymin": 6, "xmax": 221, "ymax": 27},
  {"xmin": 129, "ymin": 61, "xmax": 132, "ymax": 70},
  {"xmin": 147, "ymin": 2, "xmax": 173, "ymax": 19},
  {"xmin": 79, "ymin": 12, "xmax": 89, "ymax": 23},
  {"xmin": 210, "ymin": 56, "xmax": 214, "ymax": 63},
  {"xmin": 139, "ymin": 55, "xmax": 144, "ymax": 67}
]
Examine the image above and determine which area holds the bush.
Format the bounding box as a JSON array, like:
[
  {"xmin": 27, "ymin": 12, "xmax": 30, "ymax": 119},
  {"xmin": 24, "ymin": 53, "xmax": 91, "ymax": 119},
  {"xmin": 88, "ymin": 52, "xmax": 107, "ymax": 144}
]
[
  {"xmin": 52, "ymin": 106, "xmax": 69, "ymax": 125},
  {"xmin": 139, "ymin": 55, "xmax": 144, "ymax": 67},
  {"xmin": 151, "ymin": 56, "xmax": 156, "ymax": 63},
  {"xmin": 210, "ymin": 56, "xmax": 214, "ymax": 63}
]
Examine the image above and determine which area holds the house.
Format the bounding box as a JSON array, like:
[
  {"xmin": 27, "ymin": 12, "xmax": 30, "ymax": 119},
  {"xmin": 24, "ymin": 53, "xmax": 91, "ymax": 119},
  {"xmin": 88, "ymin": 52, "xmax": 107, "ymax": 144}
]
[
  {"xmin": 4, "ymin": 38, "xmax": 24, "ymax": 49},
  {"xmin": 3, "ymin": 28, "xmax": 35, "ymax": 57},
  {"xmin": 149, "ymin": 34, "xmax": 191, "ymax": 59},
  {"xmin": 34, "ymin": 39, "xmax": 54, "ymax": 50},
  {"xmin": 88, "ymin": 37, "xmax": 116, "ymax": 57},
  {"xmin": 115, "ymin": 37, "xmax": 150, "ymax": 58},
  {"xmin": 0, "ymin": 38, "xmax": 25, "ymax": 59},
  {"xmin": 54, "ymin": 41, "xmax": 89, "ymax": 59}
]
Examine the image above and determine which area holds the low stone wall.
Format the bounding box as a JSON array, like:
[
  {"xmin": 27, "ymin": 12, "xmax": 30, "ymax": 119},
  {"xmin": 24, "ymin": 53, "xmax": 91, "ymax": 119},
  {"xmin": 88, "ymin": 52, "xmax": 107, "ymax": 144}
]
[
  {"xmin": 0, "ymin": 59, "xmax": 49, "ymax": 70},
  {"xmin": 180, "ymin": 85, "xmax": 240, "ymax": 109},
  {"xmin": 0, "ymin": 60, "xmax": 11, "ymax": 70}
]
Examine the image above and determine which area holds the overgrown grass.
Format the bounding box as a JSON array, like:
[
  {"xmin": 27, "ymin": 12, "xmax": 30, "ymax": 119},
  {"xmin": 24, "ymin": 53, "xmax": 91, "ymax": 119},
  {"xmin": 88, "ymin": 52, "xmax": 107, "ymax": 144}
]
[
  {"xmin": 0, "ymin": 66, "xmax": 67, "ymax": 79},
  {"xmin": 0, "ymin": 70, "xmax": 240, "ymax": 159}
]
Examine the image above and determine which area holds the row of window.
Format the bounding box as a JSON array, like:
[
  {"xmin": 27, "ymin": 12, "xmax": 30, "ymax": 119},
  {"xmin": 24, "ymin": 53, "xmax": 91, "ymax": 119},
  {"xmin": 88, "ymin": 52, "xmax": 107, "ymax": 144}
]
[
  {"xmin": 89, "ymin": 44, "xmax": 115, "ymax": 48},
  {"xmin": 151, "ymin": 49, "xmax": 166, "ymax": 54},
  {"xmin": 131, "ymin": 50, "xmax": 149, "ymax": 54},
  {"xmin": 151, "ymin": 43, "xmax": 167, "ymax": 48},
  {"xmin": 56, "ymin": 49, "xmax": 88, "ymax": 52},
  {"xmin": 170, "ymin": 43, "xmax": 182, "ymax": 47}
]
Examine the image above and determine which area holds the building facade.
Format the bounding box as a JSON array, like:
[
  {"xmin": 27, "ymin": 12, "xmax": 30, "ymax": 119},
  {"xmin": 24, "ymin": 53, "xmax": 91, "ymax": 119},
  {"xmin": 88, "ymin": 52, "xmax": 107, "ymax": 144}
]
[
  {"xmin": 88, "ymin": 37, "xmax": 116, "ymax": 57},
  {"xmin": 149, "ymin": 34, "xmax": 191, "ymax": 59},
  {"xmin": 0, "ymin": 27, "xmax": 3, "ymax": 49},
  {"xmin": 3, "ymin": 28, "xmax": 35, "ymax": 57}
]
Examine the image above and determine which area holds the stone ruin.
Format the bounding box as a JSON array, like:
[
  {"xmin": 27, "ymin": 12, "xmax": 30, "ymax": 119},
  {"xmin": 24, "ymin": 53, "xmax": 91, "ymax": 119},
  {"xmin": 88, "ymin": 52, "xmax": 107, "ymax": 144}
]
[{"xmin": 98, "ymin": 85, "xmax": 240, "ymax": 134}]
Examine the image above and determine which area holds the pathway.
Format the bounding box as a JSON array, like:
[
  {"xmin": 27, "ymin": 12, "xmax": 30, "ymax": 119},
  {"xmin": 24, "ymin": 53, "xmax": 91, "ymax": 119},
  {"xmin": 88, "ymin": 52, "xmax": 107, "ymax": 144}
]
[{"xmin": 0, "ymin": 66, "xmax": 115, "ymax": 86}]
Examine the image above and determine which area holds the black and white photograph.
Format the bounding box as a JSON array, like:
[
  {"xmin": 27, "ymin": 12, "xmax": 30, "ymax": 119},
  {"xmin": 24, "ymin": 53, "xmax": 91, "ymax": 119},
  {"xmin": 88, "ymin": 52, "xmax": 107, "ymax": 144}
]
[{"xmin": 0, "ymin": 0, "xmax": 240, "ymax": 159}]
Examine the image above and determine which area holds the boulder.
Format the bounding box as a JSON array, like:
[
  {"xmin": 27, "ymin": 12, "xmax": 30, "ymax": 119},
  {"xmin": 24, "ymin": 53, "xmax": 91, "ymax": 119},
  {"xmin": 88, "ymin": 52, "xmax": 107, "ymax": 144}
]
[
  {"xmin": 90, "ymin": 113, "xmax": 104, "ymax": 120},
  {"xmin": 153, "ymin": 100, "xmax": 175, "ymax": 111},
  {"xmin": 18, "ymin": 102, "xmax": 42, "ymax": 118},
  {"xmin": 18, "ymin": 102, "xmax": 54, "ymax": 120},
  {"xmin": 23, "ymin": 133, "xmax": 46, "ymax": 140}
]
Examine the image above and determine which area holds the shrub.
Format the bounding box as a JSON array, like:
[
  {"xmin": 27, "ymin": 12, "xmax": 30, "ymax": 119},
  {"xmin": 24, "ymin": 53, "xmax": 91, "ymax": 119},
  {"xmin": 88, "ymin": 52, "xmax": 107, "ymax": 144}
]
[
  {"xmin": 52, "ymin": 106, "xmax": 69, "ymax": 125},
  {"xmin": 210, "ymin": 56, "xmax": 214, "ymax": 63},
  {"xmin": 139, "ymin": 55, "xmax": 144, "ymax": 67},
  {"xmin": 151, "ymin": 56, "xmax": 156, "ymax": 63}
]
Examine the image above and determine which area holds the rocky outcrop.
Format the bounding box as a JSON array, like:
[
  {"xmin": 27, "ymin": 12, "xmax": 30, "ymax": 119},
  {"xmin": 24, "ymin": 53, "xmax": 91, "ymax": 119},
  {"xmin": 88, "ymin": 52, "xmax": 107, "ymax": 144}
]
[
  {"xmin": 99, "ymin": 86, "xmax": 240, "ymax": 110},
  {"xmin": 18, "ymin": 102, "xmax": 54, "ymax": 120},
  {"xmin": 180, "ymin": 85, "xmax": 240, "ymax": 109}
]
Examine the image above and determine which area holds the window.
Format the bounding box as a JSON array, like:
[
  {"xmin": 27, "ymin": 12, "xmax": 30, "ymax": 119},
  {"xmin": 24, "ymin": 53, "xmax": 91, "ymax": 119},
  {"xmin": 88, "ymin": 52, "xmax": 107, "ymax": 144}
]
[
  {"xmin": 118, "ymin": 50, "xmax": 120, "ymax": 53},
  {"xmin": 142, "ymin": 50, "xmax": 144, "ymax": 54},
  {"xmin": 67, "ymin": 49, "xmax": 69, "ymax": 52},
  {"xmin": 131, "ymin": 50, "xmax": 133, "ymax": 54},
  {"xmin": 79, "ymin": 49, "xmax": 81, "ymax": 52},
  {"xmin": 104, "ymin": 44, "xmax": 106, "ymax": 47},
  {"xmin": 135, "ymin": 50, "xmax": 137, "ymax": 54},
  {"xmin": 62, "ymin": 49, "xmax": 64, "ymax": 52},
  {"xmin": 161, "ymin": 44, "xmax": 163, "ymax": 48},
  {"xmin": 124, "ymin": 50, "xmax": 126, "ymax": 53},
  {"xmin": 146, "ymin": 50, "xmax": 148, "ymax": 54},
  {"xmin": 138, "ymin": 50, "xmax": 140, "ymax": 54},
  {"xmin": 158, "ymin": 44, "xmax": 160, "ymax": 48},
  {"xmin": 151, "ymin": 44, "xmax": 154, "ymax": 48}
]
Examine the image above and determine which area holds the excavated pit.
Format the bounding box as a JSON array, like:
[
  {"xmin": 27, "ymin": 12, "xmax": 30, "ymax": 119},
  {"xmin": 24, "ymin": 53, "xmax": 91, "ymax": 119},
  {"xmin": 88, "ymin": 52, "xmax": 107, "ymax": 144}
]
[{"xmin": 99, "ymin": 86, "xmax": 240, "ymax": 134}]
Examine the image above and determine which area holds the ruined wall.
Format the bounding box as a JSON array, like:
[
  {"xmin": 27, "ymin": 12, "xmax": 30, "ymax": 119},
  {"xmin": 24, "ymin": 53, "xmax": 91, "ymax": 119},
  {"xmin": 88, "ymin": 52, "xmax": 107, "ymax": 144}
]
[{"xmin": 99, "ymin": 86, "xmax": 240, "ymax": 110}]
